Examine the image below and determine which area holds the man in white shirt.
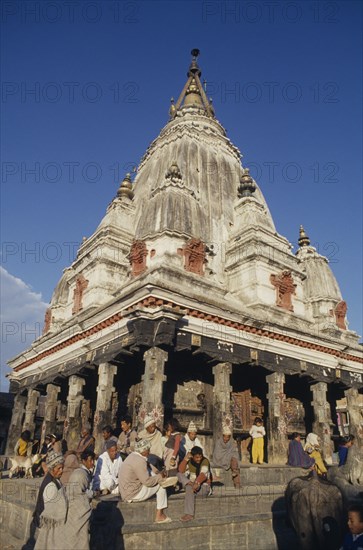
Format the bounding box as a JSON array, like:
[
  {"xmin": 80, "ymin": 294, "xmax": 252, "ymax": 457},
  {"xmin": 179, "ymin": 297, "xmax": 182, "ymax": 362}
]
[{"xmin": 92, "ymin": 440, "xmax": 122, "ymax": 495}]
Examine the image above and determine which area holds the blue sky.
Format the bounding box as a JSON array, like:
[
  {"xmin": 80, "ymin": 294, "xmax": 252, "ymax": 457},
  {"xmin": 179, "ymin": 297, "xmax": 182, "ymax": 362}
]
[{"xmin": 1, "ymin": 0, "xmax": 362, "ymax": 391}]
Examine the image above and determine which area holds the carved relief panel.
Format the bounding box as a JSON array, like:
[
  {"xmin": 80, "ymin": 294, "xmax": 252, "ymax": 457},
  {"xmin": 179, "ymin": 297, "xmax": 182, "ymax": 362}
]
[{"xmin": 270, "ymin": 271, "xmax": 296, "ymax": 311}]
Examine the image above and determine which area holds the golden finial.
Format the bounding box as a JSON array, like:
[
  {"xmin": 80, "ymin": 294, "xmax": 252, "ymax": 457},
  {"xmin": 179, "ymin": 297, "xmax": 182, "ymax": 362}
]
[
  {"xmin": 117, "ymin": 173, "xmax": 134, "ymax": 200},
  {"xmin": 238, "ymin": 168, "xmax": 256, "ymax": 198},
  {"xmin": 208, "ymin": 97, "xmax": 215, "ymax": 117},
  {"xmin": 169, "ymin": 97, "xmax": 176, "ymax": 118},
  {"xmin": 298, "ymin": 225, "xmax": 310, "ymax": 247}
]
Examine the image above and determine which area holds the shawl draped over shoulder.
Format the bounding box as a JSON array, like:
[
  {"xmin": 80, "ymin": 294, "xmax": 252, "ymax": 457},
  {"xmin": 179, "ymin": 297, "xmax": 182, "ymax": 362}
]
[
  {"xmin": 64, "ymin": 467, "xmax": 92, "ymax": 550},
  {"xmin": 287, "ymin": 439, "xmax": 315, "ymax": 468},
  {"xmin": 212, "ymin": 437, "xmax": 239, "ymax": 470},
  {"xmin": 34, "ymin": 479, "xmax": 68, "ymax": 550}
]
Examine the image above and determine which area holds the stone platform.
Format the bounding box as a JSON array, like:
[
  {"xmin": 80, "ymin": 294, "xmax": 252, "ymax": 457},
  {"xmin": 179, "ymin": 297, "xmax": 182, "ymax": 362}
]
[{"xmin": 0, "ymin": 466, "xmax": 306, "ymax": 549}]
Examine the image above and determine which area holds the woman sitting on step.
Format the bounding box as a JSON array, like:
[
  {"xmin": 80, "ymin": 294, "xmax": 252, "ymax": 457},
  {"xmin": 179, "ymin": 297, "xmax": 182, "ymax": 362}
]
[
  {"xmin": 304, "ymin": 433, "xmax": 328, "ymax": 478},
  {"xmin": 287, "ymin": 433, "xmax": 315, "ymax": 469}
]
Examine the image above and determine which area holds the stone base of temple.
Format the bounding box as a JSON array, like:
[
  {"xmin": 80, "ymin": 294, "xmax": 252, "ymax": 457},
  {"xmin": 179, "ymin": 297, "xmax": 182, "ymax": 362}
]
[{"xmin": 0, "ymin": 466, "xmax": 309, "ymax": 549}]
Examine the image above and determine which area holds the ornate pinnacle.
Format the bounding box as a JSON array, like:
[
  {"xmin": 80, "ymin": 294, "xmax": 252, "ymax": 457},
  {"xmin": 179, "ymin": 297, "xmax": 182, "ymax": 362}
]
[
  {"xmin": 298, "ymin": 225, "xmax": 310, "ymax": 247},
  {"xmin": 169, "ymin": 97, "xmax": 176, "ymax": 118},
  {"xmin": 238, "ymin": 168, "xmax": 256, "ymax": 198},
  {"xmin": 171, "ymin": 49, "xmax": 215, "ymax": 119},
  {"xmin": 117, "ymin": 173, "xmax": 134, "ymax": 200},
  {"xmin": 188, "ymin": 48, "xmax": 201, "ymax": 77}
]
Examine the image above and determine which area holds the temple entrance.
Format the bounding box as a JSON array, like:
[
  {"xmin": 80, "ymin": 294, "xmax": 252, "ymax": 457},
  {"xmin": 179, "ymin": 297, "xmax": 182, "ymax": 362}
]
[
  {"xmin": 231, "ymin": 363, "xmax": 269, "ymax": 462},
  {"xmin": 113, "ymin": 352, "xmax": 144, "ymax": 431},
  {"xmin": 163, "ymin": 350, "xmax": 214, "ymax": 430},
  {"xmin": 284, "ymin": 374, "xmax": 315, "ymax": 437}
]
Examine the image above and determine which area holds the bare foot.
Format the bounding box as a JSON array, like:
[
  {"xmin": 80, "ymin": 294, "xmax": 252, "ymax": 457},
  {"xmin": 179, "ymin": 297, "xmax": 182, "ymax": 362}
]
[
  {"xmin": 155, "ymin": 511, "xmax": 171, "ymax": 523},
  {"xmin": 181, "ymin": 514, "xmax": 194, "ymax": 522}
]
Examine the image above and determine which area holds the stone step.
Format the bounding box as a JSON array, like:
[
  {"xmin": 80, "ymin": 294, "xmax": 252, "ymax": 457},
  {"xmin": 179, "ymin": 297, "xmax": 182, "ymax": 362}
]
[
  {"xmin": 0, "ymin": 476, "xmax": 299, "ymax": 550},
  {"xmin": 92, "ymin": 508, "xmax": 298, "ymax": 550},
  {"xmin": 93, "ymin": 484, "xmax": 287, "ymax": 526},
  {"xmin": 212, "ymin": 464, "xmax": 307, "ymax": 487}
]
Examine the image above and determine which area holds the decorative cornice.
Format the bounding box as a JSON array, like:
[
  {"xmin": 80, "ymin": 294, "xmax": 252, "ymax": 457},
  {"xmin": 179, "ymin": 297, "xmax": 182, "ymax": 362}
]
[
  {"xmin": 13, "ymin": 313, "xmax": 123, "ymax": 372},
  {"xmin": 12, "ymin": 296, "xmax": 362, "ymax": 373}
]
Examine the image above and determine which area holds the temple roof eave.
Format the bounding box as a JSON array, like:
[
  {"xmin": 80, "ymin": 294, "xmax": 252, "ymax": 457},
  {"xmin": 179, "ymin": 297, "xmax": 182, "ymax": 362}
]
[{"xmin": 7, "ymin": 276, "xmax": 363, "ymax": 380}]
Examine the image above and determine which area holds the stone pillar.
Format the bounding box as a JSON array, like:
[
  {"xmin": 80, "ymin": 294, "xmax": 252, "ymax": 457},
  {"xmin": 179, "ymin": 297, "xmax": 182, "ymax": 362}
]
[
  {"xmin": 41, "ymin": 384, "xmax": 61, "ymax": 444},
  {"xmin": 141, "ymin": 347, "xmax": 167, "ymax": 427},
  {"xmin": 5, "ymin": 393, "xmax": 26, "ymax": 454},
  {"xmin": 345, "ymin": 387, "xmax": 363, "ymax": 448},
  {"xmin": 311, "ymin": 382, "xmax": 334, "ymax": 464},
  {"xmin": 93, "ymin": 363, "xmax": 117, "ymax": 455},
  {"xmin": 22, "ymin": 389, "xmax": 40, "ymax": 438},
  {"xmin": 64, "ymin": 375, "xmax": 85, "ymax": 450},
  {"xmin": 213, "ymin": 362, "xmax": 232, "ymax": 443},
  {"xmin": 266, "ymin": 372, "xmax": 289, "ymax": 464}
]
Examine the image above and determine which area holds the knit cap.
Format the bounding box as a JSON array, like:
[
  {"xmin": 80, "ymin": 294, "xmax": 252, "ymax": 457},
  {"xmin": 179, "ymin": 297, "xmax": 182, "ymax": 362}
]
[
  {"xmin": 135, "ymin": 439, "xmax": 151, "ymax": 453},
  {"xmin": 46, "ymin": 451, "xmax": 64, "ymax": 469},
  {"xmin": 187, "ymin": 421, "xmax": 197, "ymax": 433},
  {"xmin": 144, "ymin": 415, "xmax": 156, "ymax": 429}
]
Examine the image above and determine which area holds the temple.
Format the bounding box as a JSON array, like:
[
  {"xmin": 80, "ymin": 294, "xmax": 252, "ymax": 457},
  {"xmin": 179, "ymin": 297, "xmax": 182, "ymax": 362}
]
[{"xmin": 6, "ymin": 50, "xmax": 363, "ymax": 461}]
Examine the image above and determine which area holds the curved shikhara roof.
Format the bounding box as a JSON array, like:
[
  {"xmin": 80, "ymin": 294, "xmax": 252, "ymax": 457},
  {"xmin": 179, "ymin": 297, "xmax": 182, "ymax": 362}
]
[{"xmin": 133, "ymin": 109, "xmax": 275, "ymax": 242}]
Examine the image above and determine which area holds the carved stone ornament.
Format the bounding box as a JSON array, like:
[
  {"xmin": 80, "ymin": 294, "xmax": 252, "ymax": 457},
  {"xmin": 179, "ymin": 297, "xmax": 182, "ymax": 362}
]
[
  {"xmin": 183, "ymin": 238, "xmax": 207, "ymax": 275},
  {"xmin": 72, "ymin": 274, "xmax": 89, "ymax": 315},
  {"xmin": 330, "ymin": 300, "xmax": 347, "ymax": 330},
  {"xmin": 43, "ymin": 308, "xmax": 52, "ymax": 334},
  {"xmin": 129, "ymin": 240, "xmax": 148, "ymax": 276},
  {"xmin": 270, "ymin": 271, "xmax": 296, "ymax": 312}
]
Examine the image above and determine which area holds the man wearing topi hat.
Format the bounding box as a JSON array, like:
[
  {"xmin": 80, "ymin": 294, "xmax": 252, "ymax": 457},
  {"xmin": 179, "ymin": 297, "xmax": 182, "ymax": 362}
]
[
  {"xmin": 179, "ymin": 421, "xmax": 204, "ymax": 461},
  {"xmin": 33, "ymin": 451, "xmax": 67, "ymax": 549},
  {"xmin": 118, "ymin": 438, "xmax": 174, "ymax": 524},
  {"xmin": 138, "ymin": 415, "xmax": 164, "ymax": 472},
  {"xmin": 211, "ymin": 426, "xmax": 241, "ymax": 489}
]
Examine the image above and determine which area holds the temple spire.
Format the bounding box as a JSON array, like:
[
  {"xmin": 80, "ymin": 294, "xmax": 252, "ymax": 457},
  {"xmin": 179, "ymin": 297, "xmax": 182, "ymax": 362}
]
[{"xmin": 170, "ymin": 49, "xmax": 215, "ymax": 119}]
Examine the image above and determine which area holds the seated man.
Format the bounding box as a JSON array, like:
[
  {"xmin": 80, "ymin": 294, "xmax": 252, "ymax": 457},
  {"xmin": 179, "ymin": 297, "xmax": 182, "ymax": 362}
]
[
  {"xmin": 101, "ymin": 425, "xmax": 118, "ymax": 454},
  {"xmin": 117, "ymin": 415, "xmax": 137, "ymax": 460},
  {"xmin": 211, "ymin": 427, "xmax": 240, "ymax": 488},
  {"xmin": 76, "ymin": 426, "xmax": 95, "ymax": 458},
  {"xmin": 179, "ymin": 421, "xmax": 204, "ymax": 462},
  {"xmin": 138, "ymin": 415, "xmax": 164, "ymax": 472},
  {"xmin": 177, "ymin": 446, "xmax": 212, "ymax": 522},
  {"xmin": 118, "ymin": 439, "xmax": 171, "ymax": 524},
  {"xmin": 92, "ymin": 440, "xmax": 122, "ymax": 495}
]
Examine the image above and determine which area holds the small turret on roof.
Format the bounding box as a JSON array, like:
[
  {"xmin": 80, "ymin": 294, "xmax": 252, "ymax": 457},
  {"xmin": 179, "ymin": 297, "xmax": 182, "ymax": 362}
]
[
  {"xmin": 116, "ymin": 173, "xmax": 134, "ymax": 200},
  {"xmin": 298, "ymin": 225, "xmax": 310, "ymax": 247},
  {"xmin": 238, "ymin": 168, "xmax": 257, "ymax": 198}
]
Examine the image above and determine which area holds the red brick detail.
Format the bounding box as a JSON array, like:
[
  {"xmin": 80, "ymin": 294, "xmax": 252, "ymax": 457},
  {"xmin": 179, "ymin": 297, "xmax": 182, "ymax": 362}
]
[
  {"xmin": 270, "ymin": 271, "xmax": 296, "ymax": 312},
  {"xmin": 72, "ymin": 275, "xmax": 89, "ymax": 315},
  {"xmin": 14, "ymin": 313, "xmax": 122, "ymax": 371},
  {"xmin": 129, "ymin": 240, "xmax": 148, "ymax": 276},
  {"xmin": 43, "ymin": 308, "xmax": 52, "ymax": 334},
  {"xmin": 330, "ymin": 301, "xmax": 347, "ymax": 330},
  {"xmin": 14, "ymin": 297, "xmax": 362, "ymax": 373},
  {"xmin": 182, "ymin": 238, "xmax": 207, "ymax": 275}
]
